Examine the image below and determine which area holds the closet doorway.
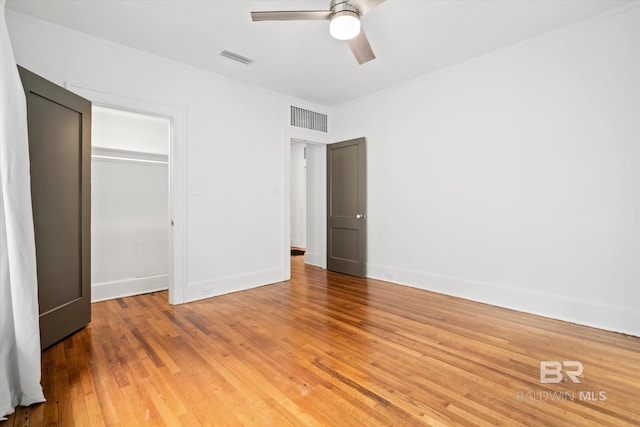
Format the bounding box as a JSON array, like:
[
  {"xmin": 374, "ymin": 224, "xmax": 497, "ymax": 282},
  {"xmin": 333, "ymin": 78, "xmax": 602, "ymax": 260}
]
[{"xmin": 91, "ymin": 106, "xmax": 171, "ymax": 301}]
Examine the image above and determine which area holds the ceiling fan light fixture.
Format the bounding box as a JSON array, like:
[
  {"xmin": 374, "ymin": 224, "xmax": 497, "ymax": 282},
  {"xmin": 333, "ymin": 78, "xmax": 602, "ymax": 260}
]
[
  {"xmin": 250, "ymin": 0, "xmax": 382, "ymax": 64},
  {"xmin": 329, "ymin": 10, "xmax": 361, "ymax": 40}
]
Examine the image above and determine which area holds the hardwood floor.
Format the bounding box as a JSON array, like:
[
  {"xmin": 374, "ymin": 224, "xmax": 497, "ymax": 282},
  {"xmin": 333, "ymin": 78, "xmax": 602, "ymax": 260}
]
[{"xmin": 5, "ymin": 257, "xmax": 640, "ymax": 426}]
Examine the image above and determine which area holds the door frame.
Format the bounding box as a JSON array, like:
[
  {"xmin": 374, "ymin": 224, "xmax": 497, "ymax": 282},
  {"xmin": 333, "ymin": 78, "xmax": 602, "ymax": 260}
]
[
  {"xmin": 283, "ymin": 128, "xmax": 329, "ymax": 281},
  {"xmin": 66, "ymin": 82, "xmax": 188, "ymax": 304}
]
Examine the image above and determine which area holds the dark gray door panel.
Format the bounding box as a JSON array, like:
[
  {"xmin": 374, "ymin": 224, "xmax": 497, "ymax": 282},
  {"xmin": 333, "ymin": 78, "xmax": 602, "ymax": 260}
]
[
  {"xmin": 19, "ymin": 66, "xmax": 91, "ymax": 350},
  {"xmin": 327, "ymin": 138, "xmax": 366, "ymax": 277}
]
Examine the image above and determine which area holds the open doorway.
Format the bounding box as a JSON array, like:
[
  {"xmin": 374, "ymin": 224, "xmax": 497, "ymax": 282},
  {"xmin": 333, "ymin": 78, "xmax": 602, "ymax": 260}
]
[
  {"xmin": 284, "ymin": 134, "xmax": 328, "ymax": 281},
  {"xmin": 91, "ymin": 106, "xmax": 171, "ymax": 301}
]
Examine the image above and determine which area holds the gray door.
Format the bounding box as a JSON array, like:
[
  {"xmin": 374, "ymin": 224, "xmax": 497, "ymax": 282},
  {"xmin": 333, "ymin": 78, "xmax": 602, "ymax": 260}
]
[
  {"xmin": 327, "ymin": 138, "xmax": 366, "ymax": 277},
  {"xmin": 19, "ymin": 66, "xmax": 91, "ymax": 350}
]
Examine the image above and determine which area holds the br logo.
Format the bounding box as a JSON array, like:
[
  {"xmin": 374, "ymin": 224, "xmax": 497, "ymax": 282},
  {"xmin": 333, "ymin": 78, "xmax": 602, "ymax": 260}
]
[{"xmin": 540, "ymin": 361, "xmax": 584, "ymax": 384}]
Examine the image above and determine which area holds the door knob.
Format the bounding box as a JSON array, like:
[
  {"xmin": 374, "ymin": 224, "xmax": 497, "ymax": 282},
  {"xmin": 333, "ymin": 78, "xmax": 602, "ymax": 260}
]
[{"xmin": 356, "ymin": 214, "xmax": 366, "ymax": 219}]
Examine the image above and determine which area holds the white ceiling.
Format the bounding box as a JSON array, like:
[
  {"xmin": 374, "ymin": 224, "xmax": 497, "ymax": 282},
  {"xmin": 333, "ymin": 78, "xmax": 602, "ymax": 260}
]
[{"xmin": 6, "ymin": 0, "xmax": 632, "ymax": 107}]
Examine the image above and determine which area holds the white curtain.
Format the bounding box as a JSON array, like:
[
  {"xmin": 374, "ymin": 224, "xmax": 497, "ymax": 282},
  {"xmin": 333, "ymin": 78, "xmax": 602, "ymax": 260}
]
[{"xmin": 0, "ymin": 0, "xmax": 45, "ymax": 420}]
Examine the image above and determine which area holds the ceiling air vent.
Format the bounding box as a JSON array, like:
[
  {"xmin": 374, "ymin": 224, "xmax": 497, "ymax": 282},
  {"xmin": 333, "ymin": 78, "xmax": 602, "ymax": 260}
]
[
  {"xmin": 220, "ymin": 50, "xmax": 254, "ymax": 65},
  {"xmin": 291, "ymin": 106, "xmax": 328, "ymax": 133}
]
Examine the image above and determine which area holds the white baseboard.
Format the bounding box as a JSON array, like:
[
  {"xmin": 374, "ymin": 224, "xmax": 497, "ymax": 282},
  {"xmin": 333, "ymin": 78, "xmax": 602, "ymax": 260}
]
[
  {"xmin": 185, "ymin": 267, "xmax": 283, "ymax": 303},
  {"xmin": 304, "ymin": 251, "xmax": 324, "ymax": 268},
  {"xmin": 92, "ymin": 274, "xmax": 169, "ymax": 302},
  {"xmin": 367, "ymin": 263, "xmax": 639, "ymax": 337},
  {"xmin": 290, "ymin": 238, "xmax": 305, "ymax": 249}
]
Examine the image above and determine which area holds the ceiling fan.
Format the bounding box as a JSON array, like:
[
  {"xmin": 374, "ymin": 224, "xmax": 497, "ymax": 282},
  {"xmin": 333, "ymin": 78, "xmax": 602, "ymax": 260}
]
[{"xmin": 251, "ymin": 0, "xmax": 385, "ymax": 65}]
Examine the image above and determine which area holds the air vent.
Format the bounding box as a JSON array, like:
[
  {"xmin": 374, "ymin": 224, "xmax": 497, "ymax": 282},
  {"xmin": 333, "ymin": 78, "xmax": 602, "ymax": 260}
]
[
  {"xmin": 220, "ymin": 50, "xmax": 254, "ymax": 65},
  {"xmin": 290, "ymin": 106, "xmax": 328, "ymax": 133}
]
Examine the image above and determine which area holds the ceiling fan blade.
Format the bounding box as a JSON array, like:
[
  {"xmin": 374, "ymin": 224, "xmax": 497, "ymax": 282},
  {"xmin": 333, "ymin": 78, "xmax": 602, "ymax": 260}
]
[
  {"xmin": 348, "ymin": 0, "xmax": 385, "ymax": 15},
  {"xmin": 251, "ymin": 10, "xmax": 331, "ymax": 21},
  {"xmin": 347, "ymin": 29, "xmax": 375, "ymax": 65}
]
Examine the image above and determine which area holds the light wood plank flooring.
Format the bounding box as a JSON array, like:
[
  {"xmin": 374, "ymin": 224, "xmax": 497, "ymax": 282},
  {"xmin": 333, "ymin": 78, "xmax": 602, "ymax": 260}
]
[{"xmin": 5, "ymin": 257, "xmax": 640, "ymax": 426}]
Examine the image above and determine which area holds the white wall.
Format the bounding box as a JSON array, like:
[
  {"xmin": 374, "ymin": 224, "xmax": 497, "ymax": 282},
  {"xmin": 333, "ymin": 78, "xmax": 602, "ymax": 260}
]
[
  {"xmin": 91, "ymin": 157, "xmax": 169, "ymax": 301},
  {"xmin": 332, "ymin": 5, "xmax": 640, "ymax": 335},
  {"xmin": 290, "ymin": 141, "xmax": 306, "ymax": 249},
  {"xmin": 304, "ymin": 143, "xmax": 327, "ymax": 268},
  {"xmin": 6, "ymin": 11, "xmax": 323, "ymax": 303}
]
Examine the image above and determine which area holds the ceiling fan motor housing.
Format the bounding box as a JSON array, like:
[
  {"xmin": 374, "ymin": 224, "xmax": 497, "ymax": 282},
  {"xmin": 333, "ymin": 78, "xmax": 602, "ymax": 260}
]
[{"xmin": 330, "ymin": 0, "xmax": 361, "ymax": 17}]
